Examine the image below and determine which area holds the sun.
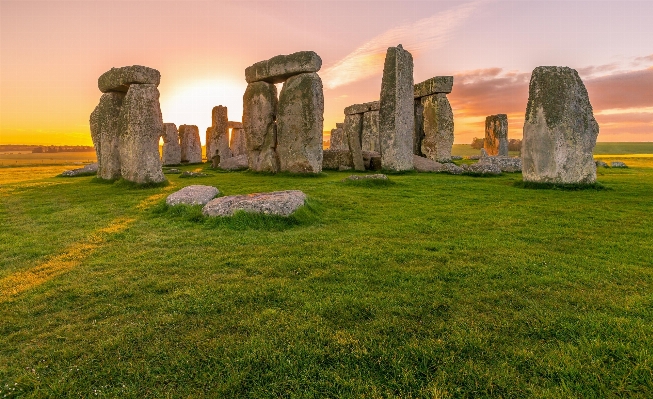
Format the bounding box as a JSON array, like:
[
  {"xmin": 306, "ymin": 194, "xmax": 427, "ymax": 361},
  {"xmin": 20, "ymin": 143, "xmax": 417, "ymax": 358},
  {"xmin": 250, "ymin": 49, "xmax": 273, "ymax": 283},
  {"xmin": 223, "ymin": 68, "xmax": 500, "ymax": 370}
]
[{"xmin": 160, "ymin": 79, "xmax": 247, "ymax": 145}]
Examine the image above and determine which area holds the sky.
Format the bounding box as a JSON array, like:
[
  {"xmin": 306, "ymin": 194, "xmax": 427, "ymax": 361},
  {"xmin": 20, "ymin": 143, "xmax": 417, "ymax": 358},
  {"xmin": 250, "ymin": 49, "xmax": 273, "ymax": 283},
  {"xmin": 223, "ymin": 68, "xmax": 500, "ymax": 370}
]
[{"xmin": 1, "ymin": 0, "xmax": 652, "ymax": 146}]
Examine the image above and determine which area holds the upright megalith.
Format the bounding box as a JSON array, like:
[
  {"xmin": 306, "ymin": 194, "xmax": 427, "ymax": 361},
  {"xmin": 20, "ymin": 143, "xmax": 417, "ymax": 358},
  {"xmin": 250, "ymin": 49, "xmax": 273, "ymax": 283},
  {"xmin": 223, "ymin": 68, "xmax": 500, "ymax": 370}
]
[
  {"xmin": 243, "ymin": 81, "xmax": 279, "ymax": 172},
  {"xmin": 162, "ymin": 123, "xmax": 181, "ymax": 165},
  {"xmin": 118, "ymin": 84, "xmax": 166, "ymax": 184},
  {"xmin": 209, "ymin": 106, "xmax": 232, "ymax": 163},
  {"xmin": 277, "ymin": 72, "xmax": 324, "ymax": 173},
  {"xmin": 229, "ymin": 121, "xmax": 246, "ymax": 157},
  {"xmin": 245, "ymin": 51, "xmax": 322, "ymax": 84},
  {"xmin": 362, "ymin": 108, "xmax": 380, "ymax": 153},
  {"xmin": 414, "ymin": 76, "xmax": 454, "ymax": 162},
  {"xmin": 179, "ymin": 125, "xmax": 202, "ymax": 164},
  {"xmin": 329, "ymin": 123, "xmax": 346, "ymax": 150},
  {"xmin": 522, "ymin": 66, "xmax": 599, "ymax": 184},
  {"xmin": 485, "ymin": 114, "xmax": 508, "ymax": 156},
  {"xmin": 344, "ymin": 113, "xmax": 365, "ymax": 171},
  {"xmin": 379, "ymin": 45, "xmax": 415, "ymax": 171},
  {"xmin": 90, "ymin": 92, "xmax": 124, "ymax": 180},
  {"xmin": 343, "ymin": 101, "xmax": 379, "ymax": 170}
]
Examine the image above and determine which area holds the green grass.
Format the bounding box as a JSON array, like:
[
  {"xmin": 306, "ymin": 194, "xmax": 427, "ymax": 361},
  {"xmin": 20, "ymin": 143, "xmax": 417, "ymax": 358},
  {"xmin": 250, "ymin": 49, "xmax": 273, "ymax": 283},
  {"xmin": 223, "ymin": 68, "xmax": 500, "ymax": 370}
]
[{"xmin": 0, "ymin": 157, "xmax": 653, "ymax": 398}]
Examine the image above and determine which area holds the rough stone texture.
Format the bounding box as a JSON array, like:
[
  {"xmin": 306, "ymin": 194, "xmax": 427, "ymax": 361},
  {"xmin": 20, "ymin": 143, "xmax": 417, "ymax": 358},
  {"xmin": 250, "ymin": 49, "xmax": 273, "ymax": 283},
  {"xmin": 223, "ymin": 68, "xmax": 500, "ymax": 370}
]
[
  {"xmin": 205, "ymin": 127, "xmax": 215, "ymax": 163},
  {"xmin": 379, "ymin": 45, "xmax": 415, "ymax": 171},
  {"xmin": 179, "ymin": 171, "xmax": 211, "ymax": 178},
  {"xmin": 344, "ymin": 174, "xmax": 388, "ymax": 181},
  {"xmin": 162, "ymin": 123, "xmax": 181, "ymax": 165},
  {"xmin": 179, "ymin": 125, "xmax": 203, "ymax": 164},
  {"xmin": 344, "ymin": 101, "xmax": 379, "ymax": 115},
  {"xmin": 118, "ymin": 84, "xmax": 165, "ymax": 184},
  {"xmin": 484, "ymin": 114, "xmax": 509, "ymax": 156},
  {"xmin": 166, "ymin": 185, "xmax": 219, "ymax": 206},
  {"xmin": 90, "ymin": 92, "xmax": 124, "ymax": 180},
  {"xmin": 361, "ymin": 110, "xmax": 380, "ymax": 153},
  {"xmin": 202, "ymin": 190, "xmax": 306, "ymax": 217},
  {"xmin": 322, "ymin": 149, "xmax": 354, "ymax": 170},
  {"xmin": 243, "ymin": 81, "xmax": 279, "ymax": 172},
  {"xmin": 219, "ymin": 154, "xmax": 249, "ymax": 170},
  {"xmin": 451, "ymin": 155, "xmax": 463, "ymax": 160},
  {"xmin": 420, "ymin": 93, "xmax": 454, "ymax": 163},
  {"xmin": 276, "ymin": 72, "xmax": 324, "ymax": 173},
  {"xmin": 228, "ymin": 121, "xmax": 243, "ymax": 129},
  {"xmin": 440, "ymin": 162, "xmax": 464, "ymax": 175},
  {"xmin": 477, "ymin": 151, "xmax": 522, "ymax": 172},
  {"xmin": 413, "ymin": 99, "xmax": 424, "ymax": 156},
  {"xmin": 522, "ymin": 66, "xmax": 599, "ymax": 184},
  {"xmin": 230, "ymin": 127, "xmax": 247, "ymax": 156},
  {"xmin": 329, "ymin": 124, "xmax": 347, "ymax": 151},
  {"xmin": 344, "ymin": 113, "xmax": 365, "ymax": 171},
  {"xmin": 209, "ymin": 106, "xmax": 232, "ymax": 162},
  {"xmin": 462, "ymin": 162, "xmax": 502, "ymax": 175},
  {"xmin": 413, "ymin": 155, "xmax": 444, "ymax": 172},
  {"xmin": 61, "ymin": 163, "xmax": 98, "ymax": 177},
  {"xmin": 595, "ymin": 160, "xmax": 609, "ymax": 168},
  {"xmin": 610, "ymin": 161, "xmax": 627, "ymax": 168},
  {"xmin": 414, "ymin": 76, "xmax": 454, "ymax": 98},
  {"xmin": 362, "ymin": 151, "xmax": 382, "ymax": 171},
  {"xmin": 98, "ymin": 65, "xmax": 161, "ymax": 93},
  {"xmin": 245, "ymin": 51, "xmax": 322, "ymax": 84}
]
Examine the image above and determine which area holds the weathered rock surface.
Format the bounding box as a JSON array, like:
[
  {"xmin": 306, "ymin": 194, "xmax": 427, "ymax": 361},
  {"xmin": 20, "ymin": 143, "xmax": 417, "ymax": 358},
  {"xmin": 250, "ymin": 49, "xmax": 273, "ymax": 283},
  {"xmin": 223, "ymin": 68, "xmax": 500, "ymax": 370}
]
[
  {"xmin": 485, "ymin": 114, "xmax": 508, "ymax": 156},
  {"xmin": 202, "ymin": 190, "xmax": 306, "ymax": 217},
  {"xmin": 209, "ymin": 106, "xmax": 232, "ymax": 162},
  {"xmin": 440, "ymin": 162, "xmax": 464, "ymax": 175},
  {"xmin": 462, "ymin": 162, "xmax": 502, "ymax": 175},
  {"xmin": 610, "ymin": 161, "xmax": 627, "ymax": 168},
  {"xmin": 219, "ymin": 154, "xmax": 248, "ymax": 170},
  {"xmin": 118, "ymin": 84, "xmax": 165, "ymax": 184},
  {"xmin": 344, "ymin": 101, "xmax": 379, "ymax": 115},
  {"xmin": 179, "ymin": 125, "xmax": 203, "ymax": 164},
  {"xmin": 98, "ymin": 65, "xmax": 161, "ymax": 93},
  {"xmin": 522, "ymin": 66, "xmax": 599, "ymax": 184},
  {"xmin": 90, "ymin": 92, "xmax": 124, "ymax": 180},
  {"xmin": 329, "ymin": 124, "xmax": 347, "ymax": 151},
  {"xmin": 413, "ymin": 98, "xmax": 424, "ymax": 156},
  {"xmin": 243, "ymin": 81, "xmax": 279, "ymax": 172},
  {"xmin": 245, "ymin": 51, "xmax": 322, "ymax": 84},
  {"xmin": 179, "ymin": 171, "xmax": 212, "ymax": 178},
  {"xmin": 595, "ymin": 160, "xmax": 609, "ymax": 168},
  {"xmin": 362, "ymin": 151, "xmax": 382, "ymax": 171},
  {"xmin": 230, "ymin": 127, "xmax": 247, "ymax": 156},
  {"xmin": 413, "ymin": 155, "xmax": 444, "ymax": 172},
  {"xmin": 344, "ymin": 113, "xmax": 365, "ymax": 171},
  {"xmin": 162, "ymin": 123, "xmax": 181, "ymax": 165},
  {"xmin": 276, "ymin": 72, "xmax": 324, "ymax": 173},
  {"xmin": 344, "ymin": 174, "xmax": 388, "ymax": 181},
  {"xmin": 205, "ymin": 127, "xmax": 215, "ymax": 163},
  {"xmin": 420, "ymin": 93, "xmax": 454, "ymax": 163},
  {"xmin": 414, "ymin": 76, "xmax": 453, "ymax": 98},
  {"xmin": 477, "ymin": 152, "xmax": 522, "ymax": 172},
  {"xmin": 361, "ymin": 110, "xmax": 380, "ymax": 153},
  {"xmin": 166, "ymin": 185, "xmax": 219, "ymax": 206},
  {"xmin": 379, "ymin": 45, "xmax": 414, "ymax": 171},
  {"xmin": 227, "ymin": 121, "xmax": 243, "ymax": 129},
  {"xmin": 61, "ymin": 163, "xmax": 98, "ymax": 177},
  {"xmin": 322, "ymin": 149, "xmax": 354, "ymax": 170}
]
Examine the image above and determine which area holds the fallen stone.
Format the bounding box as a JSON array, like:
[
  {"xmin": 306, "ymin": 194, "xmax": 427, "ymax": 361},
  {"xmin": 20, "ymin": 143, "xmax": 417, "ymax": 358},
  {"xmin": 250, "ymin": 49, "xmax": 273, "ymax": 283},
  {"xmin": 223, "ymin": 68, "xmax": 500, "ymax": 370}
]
[
  {"xmin": 420, "ymin": 93, "xmax": 454, "ymax": 163},
  {"xmin": 344, "ymin": 113, "xmax": 365, "ymax": 171},
  {"xmin": 245, "ymin": 51, "xmax": 322, "ymax": 84},
  {"xmin": 219, "ymin": 154, "xmax": 249, "ymax": 171},
  {"xmin": 276, "ymin": 72, "xmax": 324, "ymax": 173},
  {"xmin": 522, "ymin": 66, "xmax": 599, "ymax": 184},
  {"xmin": 202, "ymin": 190, "xmax": 306, "ymax": 217},
  {"xmin": 440, "ymin": 162, "xmax": 464, "ymax": 175},
  {"xmin": 98, "ymin": 65, "xmax": 161, "ymax": 93},
  {"xmin": 361, "ymin": 110, "xmax": 380, "ymax": 153},
  {"xmin": 118, "ymin": 84, "xmax": 166, "ymax": 184},
  {"xmin": 162, "ymin": 123, "xmax": 181, "ymax": 166},
  {"xmin": 243, "ymin": 81, "xmax": 279, "ymax": 172},
  {"xmin": 477, "ymin": 155, "xmax": 522, "ymax": 172},
  {"xmin": 462, "ymin": 162, "xmax": 502, "ymax": 175},
  {"xmin": 414, "ymin": 76, "xmax": 453, "ymax": 98},
  {"xmin": 413, "ymin": 155, "xmax": 444, "ymax": 172},
  {"xmin": 322, "ymin": 149, "xmax": 354, "ymax": 170},
  {"xmin": 485, "ymin": 114, "xmax": 509, "ymax": 156},
  {"xmin": 163, "ymin": 168, "xmax": 182, "ymax": 174},
  {"xmin": 610, "ymin": 161, "xmax": 627, "ymax": 168},
  {"xmin": 90, "ymin": 92, "xmax": 124, "ymax": 180},
  {"xmin": 344, "ymin": 174, "xmax": 388, "ymax": 181},
  {"xmin": 166, "ymin": 185, "xmax": 219, "ymax": 206},
  {"xmin": 61, "ymin": 163, "xmax": 98, "ymax": 177},
  {"xmin": 595, "ymin": 160, "xmax": 609, "ymax": 168},
  {"xmin": 179, "ymin": 125, "xmax": 203, "ymax": 164},
  {"xmin": 379, "ymin": 45, "xmax": 415, "ymax": 171},
  {"xmin": 179, "ymin": 171, "xmax": 212, "ymax": 178},
  {"xmin": 451, "ymin": 155, "xmax": 463, "ymax": 160}
]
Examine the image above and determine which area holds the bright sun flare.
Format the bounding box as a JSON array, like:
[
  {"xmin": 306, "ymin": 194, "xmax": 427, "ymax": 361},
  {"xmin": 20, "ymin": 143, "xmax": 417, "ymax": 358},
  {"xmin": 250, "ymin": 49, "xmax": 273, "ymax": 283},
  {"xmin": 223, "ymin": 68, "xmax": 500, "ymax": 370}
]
[{"xmin": 160, "ymin": 79, "xmax": 246, "ymax": 145}]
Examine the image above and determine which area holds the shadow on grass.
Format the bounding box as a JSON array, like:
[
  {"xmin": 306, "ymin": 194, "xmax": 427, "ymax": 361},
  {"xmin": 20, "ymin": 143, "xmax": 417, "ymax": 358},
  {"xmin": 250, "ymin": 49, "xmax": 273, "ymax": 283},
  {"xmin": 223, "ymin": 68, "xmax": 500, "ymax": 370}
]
[
  {"xmin": 241, "ymin": 170, "xmax": 330, "ymax": 179},
  {"xmin": 340, "ymin": 178, "xmax": 396, "ymax": 187},
  {"xmin": 514, "ymin": 180, "xmax": 609, "ymax": 191},
  {"xmin": 151, "ymin": 199, "xmax": 322, "ymax": 231}
]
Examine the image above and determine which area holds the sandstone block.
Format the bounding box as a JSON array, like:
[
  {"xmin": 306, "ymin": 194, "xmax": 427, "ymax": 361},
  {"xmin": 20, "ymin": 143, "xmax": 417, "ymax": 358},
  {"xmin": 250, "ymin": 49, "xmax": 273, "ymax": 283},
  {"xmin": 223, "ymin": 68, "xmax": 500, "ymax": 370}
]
[
  {"xmin": 210, "ymin": 106, "xmax": 232, "ymax": 162},
  {"xmin": 243, "ymin": 81, "xmax": 279, "ymax": 172},
  {"xmin": 361, "ymin": 110, "xmax": 380, "ymax": 153},
  {"xmin": 413, "ymin": 98, "xmax": 424, "ymax": 156},
  {"xmin": 205, "ymin": 127, "xmax": 214, "ymax": 163},
  {"xmin": 179, "ymin": 125, "xmax": 202, "ymax": 164},
  {"xmin": 230, "ymin": 127, "xmax": 247, "ymax": 156},
  {"xmin": 414, "ymin": 76, "xmax": 453, "ymax": 98},
  {"xmin": 379, "ymin": 45, "xmax": 415, "ymax": 171},
  {"xmin": 202, "ymin": 190, "xmax": 306, "ymax": 217},
  {"xmin": 413, "ymin": 155, "xmax": 444, "ymax": 172},
  {"xmin": 329, "ymin": 125, "xmax": 347, "ymax": 151},
  {"xmin": 362, "ymin": 151, "xmax": 382, "ymax": 170},
  {"xmin": 484, "ymin": 114, "xmax": 508, "ymax": 156},
  {"xmin": 245, "ymin": 51, "xmax": 322, "ymax": 84},
  {"xmin": 166, "ymin": 185, "xmax": 219, "ymax": 206},
  {"xmin": 227, "ymin": 121, "xmax": 243, "ymax": 129},
  {"xmin": 420, "ymin": 93, "xmax": 454, "ymax": 163},
  {"xmin": 118, "ymin": 84, "xmax": 166, "ymax": 184},
  {"xmin": 344, "ymin": 113, "xmax": 365, "ymax": 171},
  {"xmin": 90, "ymin": 92, "xmax": 124, "ymax": 180},
  {"xmin": 322, "ymin": 149, "xmax": 354, "ymax": 170},
  {"xmin": 522, "ymin": 66, "xmax": 599, "ymax": 184},
  {"xmin": 219, "ymin": 154, "xmax": 249, "ymax": 171},
  {"xmin": 98, "ymin": 65, "xmax": 161, "ymax": 93},
  {"xmin": 162, "ymin": 123, "xmax": 181, "ymax": 165},
  {"xmin": 276, "ymin": 72, "xmax": 324, "ymax": 173}
]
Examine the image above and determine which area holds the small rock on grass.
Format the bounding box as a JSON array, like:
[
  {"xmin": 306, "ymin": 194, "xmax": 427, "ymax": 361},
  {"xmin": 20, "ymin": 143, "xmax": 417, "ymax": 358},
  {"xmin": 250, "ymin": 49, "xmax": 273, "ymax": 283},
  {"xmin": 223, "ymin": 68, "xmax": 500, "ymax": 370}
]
[
  {"xmin": 610, "ymin": 161, "xmax": 628, "ymax": 168},
  {"xmin": 202, "ymin": 190, "xmax": 306, "ymax": 217},
  {"xmin": 179, "ymin": 171, "xmax": 212, "ymax": 178},
  {"xmin": 166, "ymin": 185, "xmax": 219, "ymax": 206},
  {"xmin": 343, "ymin": 174, "xmax": 388, "ymax": 181},
  {"xmin": 61, "ymin": 163, "xmax": 98, "ymax": 177}
]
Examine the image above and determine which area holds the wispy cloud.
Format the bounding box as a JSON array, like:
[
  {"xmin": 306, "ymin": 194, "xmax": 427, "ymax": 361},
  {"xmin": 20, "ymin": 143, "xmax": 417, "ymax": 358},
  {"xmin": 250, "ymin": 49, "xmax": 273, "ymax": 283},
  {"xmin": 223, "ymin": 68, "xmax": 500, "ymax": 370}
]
[{"xmin": 321, "ymin": 1, "xmax": 486, "ymax": 89}]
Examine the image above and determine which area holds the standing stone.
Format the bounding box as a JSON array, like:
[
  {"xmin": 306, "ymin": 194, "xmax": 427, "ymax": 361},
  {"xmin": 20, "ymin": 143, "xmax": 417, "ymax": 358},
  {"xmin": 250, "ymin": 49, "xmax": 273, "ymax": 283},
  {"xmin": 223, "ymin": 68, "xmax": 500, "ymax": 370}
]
[
  {"xmin": 361, "ymin": 110, "xmax": 380, "ymax": 153},
  {"xmin": 420, "ymin": 93, "xmax": 454, "ymax": 162},
  {"xmin": 379, "ymin": 45, "xmax": 414, "ymax": 171},
  {"xmin": 276, "ymin": 72, "xmax": 324, "ymax": 173},
  {"xmin": 344, "ymin": 113, "xmax": 365, "ymax": 171},
  {"xmin": 209, "ymin": 106, "xmax": 232, "ymax": 162},
  {"xmin": 243, "ymin": 81, "xmax": 279, "ymax": 172},
  {"xmin": 484, "ymin": 114, "xmax": 508, "ymax": 156},
  {"xmin": 522, "ymin": 66, "xmax": 599, "ymax": 184},
  {"xmin": 330, "ymin": 123, "xmax": 347, "ymax": 150},
  {"xmin": 230, "ymin": 124, "xmax": 247, "ymax": 157},
  {"xmin": 118, "ymin": 84, "xmax": 165, "ymax": 184},
  {"xmin": 162, "ymin": 123, "xmax": 181, "ymax": 165},
  {"xmin": 205, "ymin": 127, "xmax": 214, "ymax": 163},
  {"xmin": 179, "ymin": 124, "xmax": 202, "ymax": 164},
  {"xmin": 90, "ymin": 92, "xmax": 124, "ymax": 180},
  {"xmin": 413, "ymin": 98, "xmax": 424, "ymax": 156}
]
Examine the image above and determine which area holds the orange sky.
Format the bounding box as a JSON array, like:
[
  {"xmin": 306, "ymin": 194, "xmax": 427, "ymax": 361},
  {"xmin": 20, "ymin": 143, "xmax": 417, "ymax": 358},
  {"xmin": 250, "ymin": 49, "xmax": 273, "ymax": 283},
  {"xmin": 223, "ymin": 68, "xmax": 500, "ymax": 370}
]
[{"xmin": 1, "ymin": 1, "xmax": 652, "ymax": 146}]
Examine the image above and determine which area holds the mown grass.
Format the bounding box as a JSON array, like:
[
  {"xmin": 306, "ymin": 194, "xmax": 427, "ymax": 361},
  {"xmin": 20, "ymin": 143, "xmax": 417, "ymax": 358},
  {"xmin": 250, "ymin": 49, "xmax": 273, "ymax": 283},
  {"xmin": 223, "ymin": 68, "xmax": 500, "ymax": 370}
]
[{"xmin": 0, "ymin": 156, "xmax": 652, "ymax": 398}]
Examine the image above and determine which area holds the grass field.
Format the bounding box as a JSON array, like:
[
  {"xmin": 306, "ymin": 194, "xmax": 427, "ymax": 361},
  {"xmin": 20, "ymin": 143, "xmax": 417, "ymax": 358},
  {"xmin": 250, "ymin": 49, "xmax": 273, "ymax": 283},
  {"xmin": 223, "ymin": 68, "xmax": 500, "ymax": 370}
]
[{"xmin": 1, "ymin": 146, "xmax": 652, "ymax": 398}]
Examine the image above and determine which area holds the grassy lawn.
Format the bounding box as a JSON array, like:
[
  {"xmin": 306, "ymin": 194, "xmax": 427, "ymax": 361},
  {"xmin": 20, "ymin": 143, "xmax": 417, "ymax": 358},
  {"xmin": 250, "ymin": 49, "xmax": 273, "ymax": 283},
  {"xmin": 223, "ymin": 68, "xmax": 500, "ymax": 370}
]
[{"xmin": 1, "ymin": 150, "xmax": 652, "ymax": 398}]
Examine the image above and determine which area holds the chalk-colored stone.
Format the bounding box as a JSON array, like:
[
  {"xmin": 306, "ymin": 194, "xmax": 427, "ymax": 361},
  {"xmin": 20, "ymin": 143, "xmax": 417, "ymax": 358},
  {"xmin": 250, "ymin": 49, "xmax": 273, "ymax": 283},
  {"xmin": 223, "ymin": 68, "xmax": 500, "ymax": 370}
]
[
  {"xmin": 361, "ymin": 110, "xmax": 380, "ymax": 153},
  {"xmin": 203, "ymin": 190, "xmax": 306, "ymax": 217},
  {"xmin": 522, "ymin": 66, "xmax": 599, "ymax": 184},
  {"xmin": 420, "ymin": 93, "xmax": 454, "ymax": 163},
  {"xmin": 484, "ymin": 114, "xmax": 508, "ymax": 156},
  {"xmin": 414, "ymin": 76, "xmax": 453, "ymax": 98},
  {"xmin": 98, "ymin": 65, "xmax": 161, "ymax": 93},
  {"xmin": 162, "ymin": 123, "xmax": 181, "ymax": 165},
  {"xmin": 344, "ymin": 113, "xmax": 365, "ymax": 171},
  {"xmin": 230, "ymin": 127, "xmax": 247, "ymax": 157},
  {"xmin": 179, "ymin": 125, "xmax": 202, "ymax": 164},
  {"xmin": 329, "ymin": 124, "xmax": 347, "ymax": 151},
  {"xmin": 379, "ymin": 45, "xmax": 414, "ymax": 171},
  {"xmin": 209, "ymin": 106, "xmax": 232, "ymax": 162},
  {"xmin": 166, "ymin": 185, "xmax": 219, "ymax": 206},
  {"xmin": 243, "ymin": 81, "xmax": 279, "ymax": 172},
  {"xmin": 276, "ymin": 72, "xmax": 324, "ymax": 173},
  {"xmin": 219, "ymin": 154, "xmax": 249, "ymax": 170},
  {"xmin": 90, "ymin": 92, "xmax": 124, "ymax": 180},
  {"xmin": 245, "ymin": 51, "xmax": 322, "ymax": 84}
]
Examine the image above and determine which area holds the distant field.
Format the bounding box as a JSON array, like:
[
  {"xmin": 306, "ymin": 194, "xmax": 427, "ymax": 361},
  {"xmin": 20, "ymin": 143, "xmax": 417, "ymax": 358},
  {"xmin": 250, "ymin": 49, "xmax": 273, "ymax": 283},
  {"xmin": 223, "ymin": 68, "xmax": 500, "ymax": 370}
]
[{"xmin": 0, "ymin": 151, "xmax": 96, "ymax": 167}]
